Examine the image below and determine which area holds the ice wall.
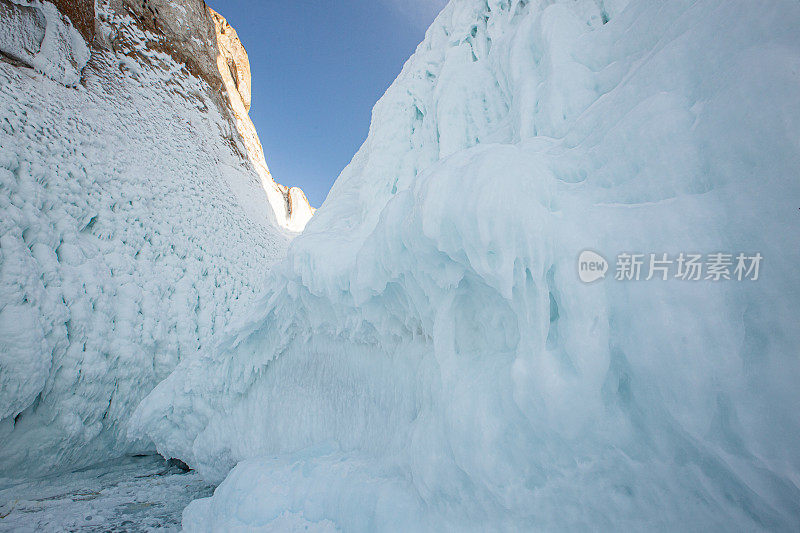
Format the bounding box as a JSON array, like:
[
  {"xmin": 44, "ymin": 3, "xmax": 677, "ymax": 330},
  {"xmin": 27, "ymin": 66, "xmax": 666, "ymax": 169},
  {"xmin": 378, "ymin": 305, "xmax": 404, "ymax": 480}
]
[
  {"xmin": 0, "ymin": 2, "xmax": 295, "ymax": 475},
  {"xmin": 132, "ymin": 0, "xmax": 800, "ymax": 529}
]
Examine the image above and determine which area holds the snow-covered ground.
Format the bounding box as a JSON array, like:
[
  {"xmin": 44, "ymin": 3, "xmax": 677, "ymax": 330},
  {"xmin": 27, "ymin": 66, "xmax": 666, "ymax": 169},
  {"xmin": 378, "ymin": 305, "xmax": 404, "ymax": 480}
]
[
  {"xmin": 0, "ymin": 455, "xmax": 212, "ymax": 532},
  {"xmin": 131, "ymin": 0, "xmax": 800, "ymax": 530}
]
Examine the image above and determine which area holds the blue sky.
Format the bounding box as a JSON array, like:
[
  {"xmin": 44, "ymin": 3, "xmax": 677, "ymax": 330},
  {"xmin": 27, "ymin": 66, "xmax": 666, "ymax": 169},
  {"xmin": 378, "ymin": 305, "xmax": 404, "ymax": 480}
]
[{"xmin": 206, "ymin": 0, "xmax": 447, "ymax": 207}]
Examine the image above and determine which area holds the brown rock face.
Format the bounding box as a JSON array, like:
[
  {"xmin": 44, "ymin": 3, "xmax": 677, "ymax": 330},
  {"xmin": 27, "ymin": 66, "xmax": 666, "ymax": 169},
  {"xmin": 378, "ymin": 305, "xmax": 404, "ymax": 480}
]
[
  {"xmin": 209, "ymin": 8, "xmax": 251, "ymax": 111},
  {"xmin": 1, "ymin": 0, "xmax": 312, "ymax": 229},
  {"xmin": 52, "ymin": 0, "xmax": 94, "ymax": 43},
  {"xmin": 119, "ymin": 0, "xmax": 220, "ymax": 90},
  {"xmin": 116, "ymin": 0, "xmax": 313, "ymax": 229}
]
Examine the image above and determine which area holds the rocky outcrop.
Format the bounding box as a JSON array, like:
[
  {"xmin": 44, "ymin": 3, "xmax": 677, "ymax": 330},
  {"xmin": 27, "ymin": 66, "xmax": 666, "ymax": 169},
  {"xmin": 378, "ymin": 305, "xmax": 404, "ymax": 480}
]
[
  {"xmin": 0, "ymin": 0, "xmax": 312, "ymax": 230},
  {"xmin": 52, "ymin": 0, "xmax": 94, "ymax": 43},
  {"xmin": 113, "ymin": 0, "xmax": 313, "ymax": 230},
  {"xmin": 116, "ymin": 0, "xmax": 220, "ymax": 90},
  {"xmin": 209, "ymin": 8, "xmax": 250, "ymax": 111},
  {"xmin": 207, "ymin": 7, "xmax": 308, "ymax": 230}
]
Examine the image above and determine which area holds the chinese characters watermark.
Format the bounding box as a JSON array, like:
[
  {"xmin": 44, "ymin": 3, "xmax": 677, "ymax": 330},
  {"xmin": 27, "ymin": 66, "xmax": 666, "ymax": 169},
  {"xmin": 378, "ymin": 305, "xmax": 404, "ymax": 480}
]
[{"xmin": 578, "ymin": 251, "xmax": 762, "ymax": 283}]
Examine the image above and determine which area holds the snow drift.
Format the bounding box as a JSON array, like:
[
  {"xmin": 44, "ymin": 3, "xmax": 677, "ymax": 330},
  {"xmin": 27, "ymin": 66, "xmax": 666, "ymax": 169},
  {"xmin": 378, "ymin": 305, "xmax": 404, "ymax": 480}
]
[
  {"xmin": 0, "ymin": 0, "xmax": 311, "ymax": 475},
  {"xmin": 143, "ymin": 0, "xmax": 800, "ymax": 529}
]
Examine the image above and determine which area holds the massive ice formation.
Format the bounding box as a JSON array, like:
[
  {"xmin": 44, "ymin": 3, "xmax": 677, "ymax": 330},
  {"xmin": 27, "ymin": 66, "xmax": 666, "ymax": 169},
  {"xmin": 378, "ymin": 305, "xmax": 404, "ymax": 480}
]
[
  {"xmin": 134, "ymin": 0, "xmax": 800, "ymax": 529},
  {"xmin": 0, "ymin": 0, "xmax": 311, "ymax": 475}
]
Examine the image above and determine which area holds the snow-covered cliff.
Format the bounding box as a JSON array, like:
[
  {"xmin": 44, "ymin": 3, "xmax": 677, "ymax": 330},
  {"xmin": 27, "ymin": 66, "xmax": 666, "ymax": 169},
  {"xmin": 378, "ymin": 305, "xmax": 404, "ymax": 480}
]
[
  {"xmin": 0, "ymin": 0, "xmax": 310, "ymax": 475},
  {"xmin": 133, "ymin": 0, "xmax": 800, "ymax": 530}
]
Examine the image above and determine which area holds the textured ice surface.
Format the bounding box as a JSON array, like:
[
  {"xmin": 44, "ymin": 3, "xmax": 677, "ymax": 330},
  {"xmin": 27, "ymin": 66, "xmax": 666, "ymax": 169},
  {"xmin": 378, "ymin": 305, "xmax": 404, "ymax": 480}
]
[
  {"xmin": 112, "ymin": 0, "xmax": 800, "ymax": 529},
  {"xmin": 0, "ymin": 454, "xmax": 213, "ymax": 532},
  {"xmin": 134, "ymin": 0, "xmax": 800, "ymax": 529},
  {"xmin": 28, "ymin": 1, "xmax": 91, "ymax": 87},
  {"xmin": 0, "ymin": 0, "xmax": 90, "ymax": 86},
  {"xmin": 128, "ymin": 0, "xmax": 800, "ymax": 528},
  {"xmin": 0, "ymin": 1, "xmax": 46, "ymax": 67},
  {"xmin": 0, "ymin": 8, "xmax": 291, "ymax": 474}
]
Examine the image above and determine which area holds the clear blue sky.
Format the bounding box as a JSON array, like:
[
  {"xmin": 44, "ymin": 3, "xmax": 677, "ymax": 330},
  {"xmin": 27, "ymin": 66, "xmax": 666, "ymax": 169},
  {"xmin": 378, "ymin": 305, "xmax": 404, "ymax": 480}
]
[{"xmin": 206, "ymin": 0, "xmax": 447, "ymax": 207}]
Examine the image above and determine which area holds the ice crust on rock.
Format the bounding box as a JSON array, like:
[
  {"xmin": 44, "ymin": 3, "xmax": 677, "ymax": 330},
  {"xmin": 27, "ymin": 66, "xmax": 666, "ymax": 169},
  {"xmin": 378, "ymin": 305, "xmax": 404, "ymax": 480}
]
[
  {"xmin": 0, "ymin": 0, "xmax": 91, "ymax": 87},
  {"xmin": 0, "ymin": 1, "xmax": 47, "ymax": 67},
  {"xmin": 0, "ymin": 3, "xmax": 300, "ymax": 474},
  {"xmin": 28, "ymin": 0, "xmax": 91, "ymax": 87},
  {"xmin": 134, "ymin": 0, "xmax": 800, "ymax": 529}
]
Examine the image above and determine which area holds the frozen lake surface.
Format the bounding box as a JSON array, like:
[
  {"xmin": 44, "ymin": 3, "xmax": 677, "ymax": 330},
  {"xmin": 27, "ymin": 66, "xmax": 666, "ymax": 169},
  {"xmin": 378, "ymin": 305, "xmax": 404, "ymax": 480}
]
[{"xmin": 0, "ymin": 455, "xmax": 213, "ymax": 532}]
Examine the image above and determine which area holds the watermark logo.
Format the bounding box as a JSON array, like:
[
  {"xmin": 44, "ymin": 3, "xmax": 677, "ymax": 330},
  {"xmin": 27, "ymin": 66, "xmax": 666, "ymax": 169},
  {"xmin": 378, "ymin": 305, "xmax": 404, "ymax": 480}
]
[
  {"xmin": 578, "ymin": 251, "xmax": 762, "ymax": 283},
  {"xmin": 578, "ymin": 250, "xmax": 609, "ymax": 283}
]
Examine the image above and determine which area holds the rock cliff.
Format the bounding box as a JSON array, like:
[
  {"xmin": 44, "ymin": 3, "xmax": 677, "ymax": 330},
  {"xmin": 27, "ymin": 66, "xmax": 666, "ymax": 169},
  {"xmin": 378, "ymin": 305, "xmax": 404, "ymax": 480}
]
[{"xmin": 0, "ymin": 0, "xmax": 312, "ymax": 229}]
